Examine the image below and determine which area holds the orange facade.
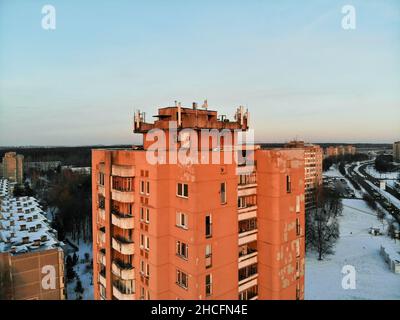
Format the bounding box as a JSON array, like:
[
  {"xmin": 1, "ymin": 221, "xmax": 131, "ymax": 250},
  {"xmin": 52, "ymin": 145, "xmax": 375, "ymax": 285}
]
[{"xmin": 92, "ymin": 105, "xmax": 305, "ymax": 300}]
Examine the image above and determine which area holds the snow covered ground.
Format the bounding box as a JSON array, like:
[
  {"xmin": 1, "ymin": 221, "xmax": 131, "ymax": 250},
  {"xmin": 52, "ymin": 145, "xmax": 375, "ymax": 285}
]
[
  {"xmin": 66, "ymin": 239, "xmax": 94, "ymax": 300},
  {"xmin": 306, "ymin": 199, "xmax": 400, "ymax": 300},
  {"xmin": 323, "ymin": 165, "xmax": 344, "ymax": 178},
  {"xmin": 365, "ymin": 165, "xmax": 399, "ymax": 180}
]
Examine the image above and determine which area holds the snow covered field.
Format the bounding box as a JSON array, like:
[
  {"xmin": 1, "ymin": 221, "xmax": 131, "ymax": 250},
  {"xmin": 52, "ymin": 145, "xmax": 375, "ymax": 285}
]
[
  {"xmin": 306, "ymin": 199, "xmax": 400, "ymax": 300},
  {"xmin": 323, "ymin": 165, "xmax": 343, "ymax": 178}
]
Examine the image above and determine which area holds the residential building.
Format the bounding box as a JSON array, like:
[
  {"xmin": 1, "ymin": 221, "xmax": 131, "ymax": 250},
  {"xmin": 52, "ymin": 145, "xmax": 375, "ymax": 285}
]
[
  {"xmin": 1, "ymin": 152, "xmax": 24, "ymax": 184},
  {"xmin": 325, "ymin": 145, "xmax": 356, "ymax": 158},
  {"xmin": 0, "ymin": 179, "xmax": 65, "ymax": 300},
  {"xmin": 91, "ymin": 103, "xmax": 305, "ymax": 300},
  {"xmin": 393, "ymin": 141, "xmax": 400, "ymax": 162},
  {"xmin": 285, "ymin": 141, "xmax": 323, "ymax": 211}
]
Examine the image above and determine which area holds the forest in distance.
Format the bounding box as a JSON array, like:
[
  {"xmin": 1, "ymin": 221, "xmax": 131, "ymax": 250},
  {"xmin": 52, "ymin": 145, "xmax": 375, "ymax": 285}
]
[{"xmin": 0, "ymin": 143, "xmax": 392, "ymax": 167}]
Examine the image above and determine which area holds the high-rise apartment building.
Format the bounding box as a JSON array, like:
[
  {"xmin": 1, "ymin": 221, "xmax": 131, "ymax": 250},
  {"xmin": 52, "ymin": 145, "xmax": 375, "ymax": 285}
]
[
  {"xmin": 393, "ymin": 141, "xmax": 400, "ymax": 162},
  {"xmin": 0, "ymin": 179, "xmax": 65, "ymax": 300},
  {"xmin": 92, "ymin": 103, "xmax": 305, "ymax": 300},
  {"xmin": 1, "ymin": 152, "xmax": 24, "ymax": 184},
  {"xmin": 325, "ymin": 145, "xmax": 356, "ymax": 158},
  {"xmin": 285, "ymin": 141, "xmax": 323, "ymax": 211}
]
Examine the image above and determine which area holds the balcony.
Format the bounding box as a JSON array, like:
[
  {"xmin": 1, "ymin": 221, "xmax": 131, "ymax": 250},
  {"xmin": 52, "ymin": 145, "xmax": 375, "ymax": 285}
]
[
  {"xmin": 99, "ymin": 269, "xmax": 106, "ymax": 287},
  {"xmin": 111, "ymin": 189, "xmax": 134, "ymax": 203},
  {"xmin": 112, "ymin": 165, "xmax": 135, "ymax": 177},
  {"xmin": 98, "ymin": 249, "xmax": 106, "ymax": 266},
  {"xmin": 238, "ymin": 186, "xmax": 257, "ymax": 197},
  {"xmin": 238, "ymin": 230, "xmax": 257, "ymax": 246},
  {"xmin": 238, "ymin": 205, "xmax": 257, "ymax": 221},
  {"xmin": 112, "ymin": 259, "xmax": 135, "ymax": 280},
  {"xmin": 98, "ymin": 184, "xmax": 105, "ymax": 197},
  {"xmin": 112, "ymin": 211, "xmax": 134, "ymax": 229},
  {"xmin": 238, "ymin": 251, "xmax": 258, "ymax": 269},
  {"xmin": 98, "ymin": 208, "xmax": 105, "ymax": 222},
  {"xmin": 98, "ymin": 227, "xmax": 106, "ymax": 245},
  {"xmin": 113, "ymin": 282, "xmax": 135, "ymax": 300},
  {"xmin": 112, "ymin": 236, "xmax": 134, "ymax": 255},
  {"xmin": 238, "ymin": 264, "xmax": 258, "ymax": 286},
  {"xmin": 238, "ymin": 277, "xmax": 258, "ymax": 293}
]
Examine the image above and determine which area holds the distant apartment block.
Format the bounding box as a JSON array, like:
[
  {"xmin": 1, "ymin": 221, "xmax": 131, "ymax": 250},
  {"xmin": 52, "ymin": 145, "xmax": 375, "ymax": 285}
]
[
  {"xmin": 0, "ymin": 179, "xmax": 65, "ymax": 300},
  {"xmin": 393, "ymin": 141, "xmax": 400, "ymax": 162},
  {"xmin": 325, "ymin": 145, "xmax": 356, "ymax": 158},
  {"xmin": 1, "ymin": 152, "xmax": 24, "ymax": 184},
  {"xmin": 25, "ymin": 161, "xmax": 62, "ymax": 172},
  {"xmin": 285, "ymin": 141, "xmax": 322, "ymax": 211},
  {"xmin": 92, "ymin": 103, "xmax": 306, "ymax": 300}
]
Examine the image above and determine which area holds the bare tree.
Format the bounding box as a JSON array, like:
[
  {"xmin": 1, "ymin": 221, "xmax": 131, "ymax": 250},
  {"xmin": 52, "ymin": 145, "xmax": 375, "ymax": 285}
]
[
  {"xmin": 308, "ymin": 186, "xmax": 341, "ymax": 260},
  {"xmin": 376, "ymin": 208, "xmax": 386, "ymax": 227}
]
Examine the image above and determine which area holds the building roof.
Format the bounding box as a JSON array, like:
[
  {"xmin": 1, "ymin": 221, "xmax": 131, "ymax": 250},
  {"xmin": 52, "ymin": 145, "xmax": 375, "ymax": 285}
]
[{"xmin": 0, "ymin": 179, "xmax": 63, "ymax": 255}]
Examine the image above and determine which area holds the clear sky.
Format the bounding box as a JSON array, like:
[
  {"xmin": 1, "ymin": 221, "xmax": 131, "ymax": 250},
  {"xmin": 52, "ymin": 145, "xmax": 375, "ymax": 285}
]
[{"xmin": 0, "ymin": 0, "xmax": 399, "ymax": 146}]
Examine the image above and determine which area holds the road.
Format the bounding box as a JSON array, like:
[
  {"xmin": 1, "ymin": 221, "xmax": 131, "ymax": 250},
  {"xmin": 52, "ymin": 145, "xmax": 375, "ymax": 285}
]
[
  {"xmin": 347, "ymin": 162, "xmax": 400, "ymax": 224},
  {"xmin": 358, "ymin": 163, "xmax": 400, "ymax": 201}
]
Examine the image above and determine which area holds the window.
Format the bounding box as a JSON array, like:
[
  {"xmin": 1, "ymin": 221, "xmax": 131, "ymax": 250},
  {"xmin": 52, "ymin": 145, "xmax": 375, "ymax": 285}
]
[
  {"xmin": 140, "ymin": 287, "xmax": 145, "ymax": 300},
  {"xmin": 140, "ymin": 180, "xmax": 145, "ymax": 194},
  {"xmin": 100, "ymin": 284, "xmax": 106, "ymax": 299},
  {"xmin": 98, "ymin": 196, "xmax": 105, "ymax": 209},
  {"xmin": 239, "ymin": 285, "xmax": 258, "ymax": 300},
  {"xmin": 296, "ymin": 218, "xmax": 301, "ymax": 236},
  {"xmin": 176, "ymin": 241, "xmax": 188, "ymax": 259},
  {"xmin": 238, "ymin": 218, "xmax": 257, "ymax": 234},
  {"xmin": 176, "ymin": 212, "xmax": 188, "ymax": 229},
  {"xmin": 145, "ymin": 235, "xmax": 150, "ymax": 251},
  {"xmin": 205, "ymin": 244, "xmax": 212, "ymax": 268},
  {"xmin": 220, "ymin": 182, "xmax": 226, "ymax": 204},
  {"xmin": 146, "ymin": 181, "xmax": 150, "ymax": 195},
  {"xmin": 296, "ymin": 195, "xmax": 301, "ymax": 213},
  {"xmin": 177, "ymin": 183, "xmax": 189, "ymax": 198},
  {"xmin": 146, "ymin": 263, "xmax": 150, "ymax": 278},
  {"xmin": 145, "ymin": 208, "xmax": 150, "ymax": 223},
  {"xmin": 286, "ymin": 175, "xmax": 291, "ymax": 193},
  {"xmin": 140, "ymin": 234, "xmax": 145, "ymax": 248},
  {"xmin": 140, "ymin": 207, "xmax": 144, "ymax": 221},
  {"xmin": 296, "ymin": 259, "xmax": 300, "ymax": 279},
  {"xmin": 239, "ymin": 263, "xmax": 258, "ymax": 281},
  {"xmin": 140, "ymin": 260, "xmax": 145, "ymax": 274},
  {"xmin": 98, "ymin": 172, "xmax": 105, "ymax": 186},
  {"xmin": 112, "ymin": 176, "xmax": 133, "ymax": 192},
  {"xmin": 205, "ymin": 274, "xmax": 212, "ymax": 296},
  {"xmin": 205, "ymin": 215, "xmax": 212, "ymax": 238},
  {"xmin": 176, "ymin": 270, "xmax": 188, "ymax": 289},
  {"xmin": 295, "ymin": 239, "xmax": 300, "ymax": 258}
]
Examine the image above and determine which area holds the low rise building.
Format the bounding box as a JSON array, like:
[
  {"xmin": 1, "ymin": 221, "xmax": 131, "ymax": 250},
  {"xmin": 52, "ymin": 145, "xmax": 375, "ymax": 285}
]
[{"xmin": 0, "ymin": 179, "xmax": 65, "ymax": 300}]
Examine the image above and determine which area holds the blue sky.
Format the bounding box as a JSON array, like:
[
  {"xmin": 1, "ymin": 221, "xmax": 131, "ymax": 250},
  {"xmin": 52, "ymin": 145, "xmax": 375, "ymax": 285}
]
[{"xmin": 0, "ymin": 0, "xmax": 399, "ymax": 146}]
